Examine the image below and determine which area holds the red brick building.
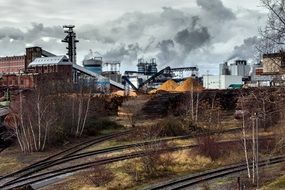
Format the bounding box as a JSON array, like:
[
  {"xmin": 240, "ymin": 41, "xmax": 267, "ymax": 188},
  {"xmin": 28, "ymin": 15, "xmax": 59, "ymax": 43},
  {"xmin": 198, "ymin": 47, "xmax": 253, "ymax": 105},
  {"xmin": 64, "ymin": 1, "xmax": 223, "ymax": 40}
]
[
  {"xmin": 0, "ymin": 74, "xmax": 36, "ymax": 88},
  {"xmin": 0, "ymin": 47, "xmax": 43, "ymax": 74},
  {"xmin": 0, "ymin": 55, "xmax": 26, "ymax": 73},
  {"xmin": 0, "ymin": 55, "xmax": 73, "ymax": 89}
]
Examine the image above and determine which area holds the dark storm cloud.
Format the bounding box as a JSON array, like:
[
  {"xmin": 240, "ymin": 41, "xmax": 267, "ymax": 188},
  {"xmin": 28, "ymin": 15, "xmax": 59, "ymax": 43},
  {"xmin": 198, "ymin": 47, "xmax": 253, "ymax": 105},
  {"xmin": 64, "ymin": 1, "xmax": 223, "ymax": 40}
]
[
  {"xmin": 0, "ymin": 0, "xmax": 266, "ymax": 72},
  {"xmin": 175, "ymin": 26, "xmax": 210, "ymax": 53},
  {"xmin": 78, "ymin": 6, "xmax": 214, "ymax": 66}
]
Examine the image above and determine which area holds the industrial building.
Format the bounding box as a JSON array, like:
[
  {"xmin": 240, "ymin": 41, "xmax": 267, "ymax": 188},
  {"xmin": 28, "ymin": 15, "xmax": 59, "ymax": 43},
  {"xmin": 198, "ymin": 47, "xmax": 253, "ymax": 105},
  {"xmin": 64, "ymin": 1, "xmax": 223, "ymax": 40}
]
[
  {"xmin": 122, "ymin": 58, "xmax": 199, "ymax": 92},
  {"xmin": 0, "ymin": 55, "xmax": 26, "ymax": 73},
  {"xmin": 28, "ymin": 55, "xmax": 73, "ymax": 81},
  {"xmin": 0, "ymin": 26, "xmax": 125, "ymax": 93},
  {"xmin": 203, "ymin": 75, "xmax": 243, "ymax": 89},
  {"xmin": 137, "ymin": 58, "xmax": 158, "ymax": 75},
  {"xmin": 0, "ymin": 25, "xmax": 200, "ymax": 94},
  {"xmin": 219, "ymin": 60, "xmax": 251, "ymax": 77},
  {"xmin": 262, "ymin": 51, "xmax": 285, "ymax": 74},
  {"xmin": 0, "ymin": 47, "xmax": 53, "ymax": 74},
  {"xmin": 83, "ymin": 57, "xmax": 103, "ymax": 75},
  {"xmin": 246, "ymin": 52, "xmax": 285, "ymax": 87},
  {"xmin": 203, "ymin": 60, "xmax": 249, "ymax": 89}
]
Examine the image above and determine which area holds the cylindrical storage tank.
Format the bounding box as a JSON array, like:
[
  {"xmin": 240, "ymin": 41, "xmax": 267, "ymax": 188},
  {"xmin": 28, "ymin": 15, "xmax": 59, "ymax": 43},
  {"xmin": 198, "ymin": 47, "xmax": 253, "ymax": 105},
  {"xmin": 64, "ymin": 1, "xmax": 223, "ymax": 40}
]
[
  {"xmin": 83, "ymin": 58, "xmax": 103, "ymax": 74},
  {"xmin": 138, "ymin": 62, "xmax": 145, "ymax": 73},
  {"xmin": 150, "ymin": 63, "xmax": 158, "ymax": 74}
]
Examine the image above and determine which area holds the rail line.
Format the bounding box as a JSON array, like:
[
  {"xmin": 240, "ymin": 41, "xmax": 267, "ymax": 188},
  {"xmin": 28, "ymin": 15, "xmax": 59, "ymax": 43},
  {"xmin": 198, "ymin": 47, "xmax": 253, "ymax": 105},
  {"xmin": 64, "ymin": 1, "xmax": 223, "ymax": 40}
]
[
  {"xmin": 141, "ymin": 156, "xmax": 285, "ymax": 190},
  {"xmin": 0, "ymin": 137, "xmax": 274, "ymax": 190},
  {"xmin": 0, "ymin": 129, "xmax": 133, "ymax": 182},
  {"xmin": 0, "ymin": 145, "xmax": 197, "ymax": 190},
  {"xmin": 0, "ymin": 127, "xmax": 255, "ymax": 189},
  {"xmin": 0, "ymin": 127, "xmax": 243, "ymax": 184}
]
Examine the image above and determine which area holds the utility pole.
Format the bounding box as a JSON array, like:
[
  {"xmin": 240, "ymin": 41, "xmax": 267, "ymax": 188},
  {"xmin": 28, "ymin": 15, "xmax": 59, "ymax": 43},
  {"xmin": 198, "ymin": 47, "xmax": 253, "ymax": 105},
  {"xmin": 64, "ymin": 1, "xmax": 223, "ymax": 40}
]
[
  {"xmin": 256, "ymin": 116, "xmax": 259, "ymax": 189},
  {"xmin": 252, "ymin": 114, "xmax": 256, "ymax": 184}
]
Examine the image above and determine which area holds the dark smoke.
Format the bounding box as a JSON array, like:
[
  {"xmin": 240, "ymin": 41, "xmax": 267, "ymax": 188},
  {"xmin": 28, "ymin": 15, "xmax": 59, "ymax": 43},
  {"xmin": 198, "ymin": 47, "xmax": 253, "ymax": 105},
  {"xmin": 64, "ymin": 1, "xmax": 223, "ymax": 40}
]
[
  {"xmin": 156, "ymin": 39, "xmax": 178, "ymax": 66},
  {"xmin": 175, "ymin": 26, "xmax": 210, "ymax": 53},
  {"xmin": 103, "ymin": 43, "xmax": 142, "ymax": 62},
  {"xmin": 227, "ymin": 36, "xmax": 260, "ymax": 61}
]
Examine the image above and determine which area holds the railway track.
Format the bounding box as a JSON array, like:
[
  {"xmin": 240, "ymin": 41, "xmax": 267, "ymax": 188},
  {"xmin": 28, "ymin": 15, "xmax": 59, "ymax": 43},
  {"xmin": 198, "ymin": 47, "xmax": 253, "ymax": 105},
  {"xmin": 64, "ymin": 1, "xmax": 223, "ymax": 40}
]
[
  {"xmin": 0, "ymin": 130, "xmax": 133, "ymax": 182},
  {"xmin": 0, "ymin": 127, "xmax": 243, "ymax": 184},
  {"xmin": 0, "ymin": 137, "xmax": 274, "ymax": 190},
  {"xmin": 0, "ymin": 144, "xmax": 198, "ymax": 190},
  {"xmin": 2, "ymin": 135, "xmax": 199, "ymax": 185},
  {"xmin": 141, "ymin": 156, "xmax": 285, "ymax": 190},
  {"xmin": 0, "ymin": 127, "xmax": 255, "ymax": 189}
]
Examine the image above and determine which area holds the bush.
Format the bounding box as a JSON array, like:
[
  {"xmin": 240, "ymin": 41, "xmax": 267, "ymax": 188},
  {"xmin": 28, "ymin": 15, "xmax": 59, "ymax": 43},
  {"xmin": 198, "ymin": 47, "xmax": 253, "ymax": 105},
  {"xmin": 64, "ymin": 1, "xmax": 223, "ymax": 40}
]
[
  {"xmin": 196, "ymin": 135, "xmax": 220, "ymax": 160},
  {"xmin": 84, "ymin": 118, "xmax": 122, "ymax": 136},
  {"xmin": 49, "ymin": 124, "xmax": 68, "ymax": 146},
  {"xmin": 156, "ymin": 117, "xmax": 199, "ymax": 137}
]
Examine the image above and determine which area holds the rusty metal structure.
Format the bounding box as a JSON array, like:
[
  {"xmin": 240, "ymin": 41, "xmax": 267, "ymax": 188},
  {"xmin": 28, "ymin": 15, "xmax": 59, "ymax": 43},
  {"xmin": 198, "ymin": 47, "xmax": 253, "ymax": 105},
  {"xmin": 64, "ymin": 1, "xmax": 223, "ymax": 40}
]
[{"xmin": 62, "ymin": 25, "xmax": 79, "ymax": 64}]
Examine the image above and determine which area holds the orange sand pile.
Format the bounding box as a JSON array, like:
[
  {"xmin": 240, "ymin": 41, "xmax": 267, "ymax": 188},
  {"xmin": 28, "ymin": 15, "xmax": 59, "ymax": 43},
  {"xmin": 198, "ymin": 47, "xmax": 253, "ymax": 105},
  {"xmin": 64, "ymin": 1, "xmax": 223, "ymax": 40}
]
[
  {"xmin": 148, "ymin": 89, "xmax": 157, "ymax": 94},
  {"xmin": 175, "ymin": 78, "xmax": 204, "ymax": 92},
  {"xmin": 158, "ymin": 80, "xmax": 179, "ymax": 92},
  {"xmin": 112, "ymin": 90, "xmax": 137, "ymax": 97}
]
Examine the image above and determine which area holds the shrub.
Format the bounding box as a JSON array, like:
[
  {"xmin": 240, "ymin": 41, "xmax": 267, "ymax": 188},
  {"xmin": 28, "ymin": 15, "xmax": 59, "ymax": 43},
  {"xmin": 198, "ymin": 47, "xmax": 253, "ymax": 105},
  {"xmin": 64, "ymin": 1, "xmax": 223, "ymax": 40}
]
[
  {"xmin": 84, "ymin": 118, "xmax": 122, "ymax": 136},
  {"xmin": 49, "ymin": 124, "xmax": 68, "ymax": 146},
  {"xmin": 196, "ymin": 135, "xmax": 220, "ymax": 160},
  {"xmin": 156, "ymin": 117, "xmax": 199, "ymax": 137}
]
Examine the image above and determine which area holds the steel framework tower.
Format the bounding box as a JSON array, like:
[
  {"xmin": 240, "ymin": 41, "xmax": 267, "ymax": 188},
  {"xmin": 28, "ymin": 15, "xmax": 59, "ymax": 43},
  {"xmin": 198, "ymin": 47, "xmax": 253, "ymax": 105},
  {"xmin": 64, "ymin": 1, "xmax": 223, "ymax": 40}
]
[{"xmin": 62, "ymin": 25, "xmax": 79, "ymax": 64}]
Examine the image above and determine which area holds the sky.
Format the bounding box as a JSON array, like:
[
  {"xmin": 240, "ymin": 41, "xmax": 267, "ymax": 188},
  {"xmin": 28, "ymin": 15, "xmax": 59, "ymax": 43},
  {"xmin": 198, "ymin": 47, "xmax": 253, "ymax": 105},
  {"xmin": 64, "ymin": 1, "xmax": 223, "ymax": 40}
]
[{"xmin": 0, "ymin": 0, "xmax": 268, "ymax": 74}]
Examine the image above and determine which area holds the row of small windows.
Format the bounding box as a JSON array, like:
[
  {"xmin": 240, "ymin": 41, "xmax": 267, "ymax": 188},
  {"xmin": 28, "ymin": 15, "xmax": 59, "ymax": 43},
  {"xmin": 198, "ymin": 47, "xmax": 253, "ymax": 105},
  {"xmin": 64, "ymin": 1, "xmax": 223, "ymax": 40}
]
[
  {"xmin": 36, "ymin": 59, "xmax": 61, "ymax": 62},
  {"xmin": 0, "ymin": 56, "xmax": 25, "ymax": 61}
]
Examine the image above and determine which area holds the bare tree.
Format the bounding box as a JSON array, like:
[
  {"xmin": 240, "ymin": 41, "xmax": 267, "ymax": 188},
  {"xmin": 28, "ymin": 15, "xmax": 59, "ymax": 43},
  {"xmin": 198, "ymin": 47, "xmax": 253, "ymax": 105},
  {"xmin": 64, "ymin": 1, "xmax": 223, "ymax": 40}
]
[
  {"xmin": 5, "ymin": 77, "xmax": 96, "ymax": 152},
  {"xmin": 260, "ymin": 0, "xmax": 285, "ymax": 53}
]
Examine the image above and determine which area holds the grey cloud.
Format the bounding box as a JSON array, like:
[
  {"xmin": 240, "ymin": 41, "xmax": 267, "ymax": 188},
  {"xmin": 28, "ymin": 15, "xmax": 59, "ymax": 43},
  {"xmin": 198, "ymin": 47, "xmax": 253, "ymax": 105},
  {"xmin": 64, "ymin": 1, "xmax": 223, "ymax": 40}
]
[
  {"xmin": 25, "ymin": 23, "xmax": 63, "ymax": 41},
  {"xmin": 196, "ymin": 0, "xmax": 236, "ymax": 21},
  {"xmin": 175, "ymin": 26, "xmax": 210, "ymax": 53},
  {"xmin": 0, "ymin": 27, "xmax": 24, "ymax": 40},
  {"xmin": 0, "ymin": 0, "xmax": 265, "ymax": 73},
  {"xmin": 156, "ymin": 39, "xmax": 179, "ymax": 65},
  {"xmin": 103, "ymin": 43, "xmax": 142, "ymax": 63},
  {"xmin": 0, "ymin": 23, "xmax": 63, "ymax": 42}
]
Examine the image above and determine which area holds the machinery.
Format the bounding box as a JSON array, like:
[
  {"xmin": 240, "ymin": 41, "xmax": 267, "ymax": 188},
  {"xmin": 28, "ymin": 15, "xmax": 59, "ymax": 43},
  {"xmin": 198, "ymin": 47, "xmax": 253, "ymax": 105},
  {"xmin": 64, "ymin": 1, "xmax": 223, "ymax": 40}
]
[
  {"xmin": 123, "ymin": 66, "xmax": 199, "ymax": 93},
  {"xmin": 62, "ymin": 25, "xmax": 79, "ymax": 64}
]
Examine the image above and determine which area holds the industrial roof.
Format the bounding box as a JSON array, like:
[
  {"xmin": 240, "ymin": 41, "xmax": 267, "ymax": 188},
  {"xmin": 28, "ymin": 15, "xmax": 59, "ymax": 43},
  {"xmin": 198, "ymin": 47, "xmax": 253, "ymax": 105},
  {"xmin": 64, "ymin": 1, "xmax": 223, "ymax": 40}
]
[
  {"xmin": 28, "ymin": 56, "xmax": 72, "ymax": 67},
  {"xmin": 73, "ymin": 64, "xmax": 125, "ymax": 90}
]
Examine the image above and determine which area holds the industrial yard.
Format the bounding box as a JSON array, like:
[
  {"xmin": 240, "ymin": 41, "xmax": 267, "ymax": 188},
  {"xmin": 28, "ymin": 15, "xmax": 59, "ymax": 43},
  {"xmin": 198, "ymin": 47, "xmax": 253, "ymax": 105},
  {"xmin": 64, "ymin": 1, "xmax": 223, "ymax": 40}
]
[{"xmin": 2, "ymin": 0, "xmax": 285, "ymax": 190}]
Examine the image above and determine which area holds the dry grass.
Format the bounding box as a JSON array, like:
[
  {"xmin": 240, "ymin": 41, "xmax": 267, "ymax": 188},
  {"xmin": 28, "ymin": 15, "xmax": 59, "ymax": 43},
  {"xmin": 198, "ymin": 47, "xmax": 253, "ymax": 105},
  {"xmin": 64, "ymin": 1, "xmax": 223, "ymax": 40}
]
[
  {"xmin": 0, "ymin": 156, "xmax": 23, "ymax": 174},
  {"xmin": 170, "ymin": 150, "xmax": 217, "ymax": 174}
]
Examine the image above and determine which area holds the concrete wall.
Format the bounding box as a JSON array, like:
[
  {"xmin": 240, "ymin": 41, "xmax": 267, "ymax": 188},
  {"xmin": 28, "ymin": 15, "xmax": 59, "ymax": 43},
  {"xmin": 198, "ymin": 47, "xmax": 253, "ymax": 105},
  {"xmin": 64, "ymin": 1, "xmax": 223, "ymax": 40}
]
[
  {"xmin": 229, "ymin": 64, "xmax": 251, "ymax": 76},
  {"xmin": 203, "ymin": 75, "xmax": 243, "ymax": 89}
]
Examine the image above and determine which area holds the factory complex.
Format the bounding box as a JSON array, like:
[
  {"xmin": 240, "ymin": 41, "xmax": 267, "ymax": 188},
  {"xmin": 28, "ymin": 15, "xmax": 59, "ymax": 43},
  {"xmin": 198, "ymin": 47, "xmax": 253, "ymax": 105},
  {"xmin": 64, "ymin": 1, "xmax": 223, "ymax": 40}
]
[{"xmin": 0, "ymin": 25, "xmax": 284, "ymax": 94}]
